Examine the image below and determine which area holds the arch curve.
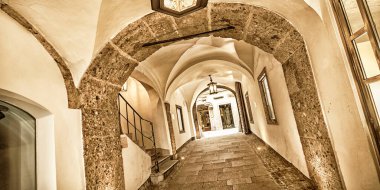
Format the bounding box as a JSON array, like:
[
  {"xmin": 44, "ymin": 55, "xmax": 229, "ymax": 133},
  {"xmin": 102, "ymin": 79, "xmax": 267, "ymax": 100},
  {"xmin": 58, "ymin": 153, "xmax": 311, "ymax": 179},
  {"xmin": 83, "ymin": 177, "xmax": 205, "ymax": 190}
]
[{"xmin": 78, "ymin": 3, "xmax": 343, "ymax": 189}]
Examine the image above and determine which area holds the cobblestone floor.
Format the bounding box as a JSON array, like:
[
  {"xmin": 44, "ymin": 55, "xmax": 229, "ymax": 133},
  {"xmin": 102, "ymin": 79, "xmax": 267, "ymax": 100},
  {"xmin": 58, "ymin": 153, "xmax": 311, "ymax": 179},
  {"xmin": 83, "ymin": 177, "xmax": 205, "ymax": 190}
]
[{"xmin": 155, "ymin": 133, "xmax": 316, "ymax": 190}]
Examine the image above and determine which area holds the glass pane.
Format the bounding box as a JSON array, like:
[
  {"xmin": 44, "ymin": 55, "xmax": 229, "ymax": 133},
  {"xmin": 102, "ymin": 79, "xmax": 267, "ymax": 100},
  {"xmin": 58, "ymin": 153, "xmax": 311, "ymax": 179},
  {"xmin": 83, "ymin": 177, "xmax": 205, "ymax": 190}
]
[
  {"xmin": 366, "ymin": 0, "xmax": 380, "ymax": 38},
  {"xmin": 164, "ymin": 0, "xmax": 197, "ymax": 12},
  {"xmin": 262, "ymin": 77, "xmax": 276, "ymax": 120},
  {"xmin": 354, "ymin": 33, "xmax": 380, "ymax": 78},
  {"xmin": 341, "ymin": 0, "xmax": 365, "ymax": 33},
  {"xmin": 176, "ymin": 107, "xmax": 184, "ymax": 132},
  {"xmin": 245, "ymin": 93, "xmax": 254, "ymax": 123},
  {"xmin": 0, "ymin": 101, "xmax": 36, "ymax": 190},
  {"xmin": 369, "ymin": 81, "xmax": 380, "ymax": 122}
]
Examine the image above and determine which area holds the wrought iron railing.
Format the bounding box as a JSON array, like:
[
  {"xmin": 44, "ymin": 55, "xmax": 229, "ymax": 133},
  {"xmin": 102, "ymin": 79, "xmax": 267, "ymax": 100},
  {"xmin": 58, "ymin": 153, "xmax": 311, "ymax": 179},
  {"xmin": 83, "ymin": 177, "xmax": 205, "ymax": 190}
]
[{"xmin": 118, "ymin": 93, "xmax": 159, "ymax": 172}]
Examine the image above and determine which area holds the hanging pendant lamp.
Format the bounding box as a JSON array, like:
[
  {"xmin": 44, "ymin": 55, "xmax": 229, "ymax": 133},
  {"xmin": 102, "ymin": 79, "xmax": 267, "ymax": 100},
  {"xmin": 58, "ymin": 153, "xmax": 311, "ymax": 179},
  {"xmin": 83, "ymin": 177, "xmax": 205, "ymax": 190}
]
[{"xmin": 207, "ymin": 75, "xmax": 218, "ymax": 95}]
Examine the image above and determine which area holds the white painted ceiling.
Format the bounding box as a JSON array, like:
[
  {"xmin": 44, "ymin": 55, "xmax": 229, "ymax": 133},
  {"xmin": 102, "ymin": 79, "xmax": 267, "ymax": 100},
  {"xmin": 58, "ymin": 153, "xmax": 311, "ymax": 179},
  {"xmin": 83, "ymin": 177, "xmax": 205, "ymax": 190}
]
[
  {"xmin": 2, "ymin": 0, "xmax": 346, "ymax": 86},
  {"xmin": 131, "ymin": 36, "xmax": 280, "ymax": 109}
]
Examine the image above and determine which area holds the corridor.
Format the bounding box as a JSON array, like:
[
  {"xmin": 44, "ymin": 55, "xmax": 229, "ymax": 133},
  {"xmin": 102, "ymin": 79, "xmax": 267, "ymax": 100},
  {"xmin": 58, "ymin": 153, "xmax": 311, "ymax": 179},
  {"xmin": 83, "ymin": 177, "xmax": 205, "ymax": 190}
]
[
  {"xmin": 158, "ymin": 134, "xmax": 315, "ymax": 190},
  {"xmin": 2, "ymin": 0, "xmax": 380, "ymax": 189}
]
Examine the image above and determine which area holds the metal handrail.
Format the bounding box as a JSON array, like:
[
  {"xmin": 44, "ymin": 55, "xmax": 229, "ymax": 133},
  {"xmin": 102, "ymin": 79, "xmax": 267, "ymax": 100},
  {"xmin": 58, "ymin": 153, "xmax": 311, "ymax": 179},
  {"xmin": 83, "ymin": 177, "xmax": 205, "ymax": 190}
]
[
  {"xmin": 118, "ymin": 93, "xmax": 159, "ymax": 172},
  {"xmin": 120, "ymin": 114, "xmax": 154, "ymax": 139}
]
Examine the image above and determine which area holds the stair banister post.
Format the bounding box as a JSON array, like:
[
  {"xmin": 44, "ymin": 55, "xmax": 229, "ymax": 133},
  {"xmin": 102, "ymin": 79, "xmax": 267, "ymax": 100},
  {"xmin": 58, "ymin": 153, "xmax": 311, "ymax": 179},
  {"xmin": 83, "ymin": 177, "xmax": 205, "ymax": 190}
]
[
  {"xmin": 118, "ymin": 94, "xmax": 122, "ymax": 135},
  {"xmin": 133, "ymin": 111, "xmax": 137, "ymax": 144},
  {"xmin": 126, "ymin": 99, "xmax": 130, "ymax": 134},
  {"xmin": 140, "ymin": 117, "xmax": 144, "ymax": 147},
  {"xmin": 151, "ymin": 121, "xmax": 159, "ymax": 172}
]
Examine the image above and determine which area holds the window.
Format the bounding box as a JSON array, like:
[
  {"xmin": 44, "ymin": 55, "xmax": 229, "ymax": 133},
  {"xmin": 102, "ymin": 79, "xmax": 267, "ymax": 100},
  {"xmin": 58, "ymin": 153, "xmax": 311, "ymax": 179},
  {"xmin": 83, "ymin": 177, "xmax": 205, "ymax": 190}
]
[
  {"xmin": 176, "ymin": 105, "xmax": 185, "ymax": 133},
  {"xmin": 258, "ymin": 69, "xmax": 277, "ymax": 124},
  {"xmin": 331, "ymin": 0, "xmax": 380, "ymax": 165},
  {"xmin": 0, "ymin": 101, "xmax": 36, "ymax": 190},
  {"xmin": 245, "ymin": 92, "xmax": 254, "ymax": 124}
]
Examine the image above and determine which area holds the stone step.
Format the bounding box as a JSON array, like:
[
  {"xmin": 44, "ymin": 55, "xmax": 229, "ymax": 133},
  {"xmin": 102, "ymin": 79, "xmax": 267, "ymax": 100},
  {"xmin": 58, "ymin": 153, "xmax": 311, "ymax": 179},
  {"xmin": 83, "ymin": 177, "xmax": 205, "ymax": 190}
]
[
  {"xmin": 158, "ymin": 159, "xmax": 178, "ymax": 176},
  {"xmin": 151, "ymin": 155, "xmax": 171, "ymax": 167},
  {"xmin": 151, "ymin": 159, "xmax": 179, "ymax": 184}
]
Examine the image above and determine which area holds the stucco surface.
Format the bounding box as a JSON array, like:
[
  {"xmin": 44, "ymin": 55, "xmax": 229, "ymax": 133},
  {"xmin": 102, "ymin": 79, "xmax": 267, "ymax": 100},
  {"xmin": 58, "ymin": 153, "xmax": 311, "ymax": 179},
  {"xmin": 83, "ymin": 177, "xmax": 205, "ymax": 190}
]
[
  {"xmin": 77, "ymin": 3, "xmax": 343, "ymax": 189},
  {"xmin": 0, "ymin": 11, "xmax": 85, "ymax": 189},
  {"xmin": 122, "ymin": 137, "xmax": 151, "ymax": 190},
  {"xmin": 1, "ymin": 0, "xmax": 379, "ymax": 189}
]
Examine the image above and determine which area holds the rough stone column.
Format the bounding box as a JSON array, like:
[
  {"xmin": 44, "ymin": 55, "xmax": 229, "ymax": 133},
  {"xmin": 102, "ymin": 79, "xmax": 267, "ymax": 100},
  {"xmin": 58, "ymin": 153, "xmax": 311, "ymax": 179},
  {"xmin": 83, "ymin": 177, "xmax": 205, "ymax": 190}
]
[
  {"xmin": 79, "ymin": 43, "xmax": 138, "ymax": 189},
  {"xmin": 80, "ymin": 77, "xmax": 125, "ymax": 190},
  {"xmin": 164, "ymin": 103, "xmax": 177, "ymax": 156},
  {"xmin": 235, "ymin": 82, "xmax": 252, "ymax": 134},
  {"xmin": 282, "ymin": 46, "xmax": 344, "ymax": 190}
]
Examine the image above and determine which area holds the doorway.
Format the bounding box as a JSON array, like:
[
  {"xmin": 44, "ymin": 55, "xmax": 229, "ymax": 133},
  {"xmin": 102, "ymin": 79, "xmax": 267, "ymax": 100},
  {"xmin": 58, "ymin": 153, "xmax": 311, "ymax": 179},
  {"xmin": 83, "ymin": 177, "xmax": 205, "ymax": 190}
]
[
  {"xmin": 194, "ymin": 86, "xmax": 240, "ymax": 138},
  {"xmin": 219, "ymin": 104, "xmax": 235, "ymax": 129},
  {"xmin": 198, "ymin": 105, "xmax": 211, "ymax": 132}
]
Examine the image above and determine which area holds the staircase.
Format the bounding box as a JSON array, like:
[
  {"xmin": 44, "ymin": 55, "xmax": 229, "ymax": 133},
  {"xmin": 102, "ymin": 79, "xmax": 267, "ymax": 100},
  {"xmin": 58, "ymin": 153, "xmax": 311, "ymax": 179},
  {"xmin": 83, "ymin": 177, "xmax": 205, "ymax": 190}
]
[{"xmin": 118, "ymin": 94, "xmax": 178, "ymax": 184}]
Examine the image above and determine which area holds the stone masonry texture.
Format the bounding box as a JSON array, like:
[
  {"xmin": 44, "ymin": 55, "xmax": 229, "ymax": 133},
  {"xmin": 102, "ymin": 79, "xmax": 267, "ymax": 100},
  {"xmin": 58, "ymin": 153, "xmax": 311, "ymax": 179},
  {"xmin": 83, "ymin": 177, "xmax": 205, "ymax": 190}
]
[
  {"xmin": 5, "ymin": 1, "xmax": 344, "ymax": 189},
  {"xmin": 85, "ymin": 3, "xmax": 343, "ymax": 189},
  {"xmin": 106, "ymin": 3, "xmax": 344, "ymax": 189},
  {"xmin": 154, "ymin": 133, "xmax": 316, "ymax": 190}
]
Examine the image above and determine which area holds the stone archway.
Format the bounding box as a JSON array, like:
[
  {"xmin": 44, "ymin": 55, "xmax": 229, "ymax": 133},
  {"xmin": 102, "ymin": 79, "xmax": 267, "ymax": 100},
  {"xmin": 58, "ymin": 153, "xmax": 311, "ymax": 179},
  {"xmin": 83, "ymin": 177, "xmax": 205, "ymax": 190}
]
[
  {"xmin": 78, "ymin": 3, "xmax": 343, "ymax": 189},
  {"xmin": 193, "ymin": 85, "xmax": 239, "ymax": 137}
]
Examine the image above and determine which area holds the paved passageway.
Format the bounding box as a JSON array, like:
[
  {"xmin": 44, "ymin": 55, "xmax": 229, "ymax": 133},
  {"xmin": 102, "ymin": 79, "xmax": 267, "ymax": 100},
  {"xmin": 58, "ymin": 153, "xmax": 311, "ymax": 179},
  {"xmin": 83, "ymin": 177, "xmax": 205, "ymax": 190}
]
[{"xmin": 158, "ymin": 133, "xmax": 315, "ymax": 190}]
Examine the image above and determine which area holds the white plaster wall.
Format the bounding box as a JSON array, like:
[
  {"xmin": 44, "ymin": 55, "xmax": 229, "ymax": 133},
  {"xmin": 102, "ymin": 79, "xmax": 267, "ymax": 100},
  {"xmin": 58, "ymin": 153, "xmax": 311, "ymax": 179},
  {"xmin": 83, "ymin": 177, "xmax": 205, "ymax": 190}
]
[
  {"xmin": 122, "ymin": 137, "xmax": 151, "ymax": 190},
  {"xmin": 153, "ymin": 100, "xmax": 172, "ymax": 151},
  {"xmin": 7, "ymin": 0, "xmax": 103, "ymax": 86},
  {"xmin": 169, "ymin": 90, "xmax": 192, "ymax": 149},
  {"xmin": 317, "ymin": 0, "xmax": 380, "ymax": 189},
  {"xmin": 2, "ymin": 0, "xmax": 379, "ymax": 188},
  {"xmin": 241, "ymin": 49, "xmax": 310, "ymax": 177},
  {"xmin": 0, "ymin": 11, "xmax": 85, "ymax": 189},
  {"xmin": 120, "ymin": 78, "xmax": 152, "ymax": 121},
  {"xmin": 120, "ymin": 77, "xmax": 171, "ymax": 151}
]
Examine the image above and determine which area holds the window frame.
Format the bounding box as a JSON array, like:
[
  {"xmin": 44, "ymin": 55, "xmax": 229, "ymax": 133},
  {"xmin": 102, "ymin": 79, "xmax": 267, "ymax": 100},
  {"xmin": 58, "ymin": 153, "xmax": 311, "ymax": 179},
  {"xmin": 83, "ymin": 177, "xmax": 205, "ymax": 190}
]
[
  {"xmin": 176, "ymin": 105, "xmax": 185, "ymax": 133},
  {"xmin": 330, "ymin": 0, "xmax": 380, "ymax": 172},
  {"xmin": 258, "ymin": 68, "xmax": 278, "ymax": 125},
  {"xmin": 245, "ymin": 92, "xmax": 254, "ymax": 124}
]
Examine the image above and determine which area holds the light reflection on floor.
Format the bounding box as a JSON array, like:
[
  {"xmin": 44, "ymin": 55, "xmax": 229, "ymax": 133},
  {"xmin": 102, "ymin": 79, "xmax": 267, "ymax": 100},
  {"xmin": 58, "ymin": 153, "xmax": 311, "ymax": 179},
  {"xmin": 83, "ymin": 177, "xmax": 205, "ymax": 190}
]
[{"xmin": 201, "ymin": 128, "xmax": 239, "ymax": 138}]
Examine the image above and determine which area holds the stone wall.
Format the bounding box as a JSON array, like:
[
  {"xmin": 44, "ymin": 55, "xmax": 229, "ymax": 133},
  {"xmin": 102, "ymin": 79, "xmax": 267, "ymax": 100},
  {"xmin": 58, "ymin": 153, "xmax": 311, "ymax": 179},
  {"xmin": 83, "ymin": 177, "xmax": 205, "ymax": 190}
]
[
  {"xmin": 3, "ymin": 2, "xmax": 344, "ymax": 189},
  {"xmin": 83, "ymin": 3, "xmax": 343, "ymax": 189},
  {"xmin": 79, "ymin": 43, "xmax": 138, "ymax": 189}
]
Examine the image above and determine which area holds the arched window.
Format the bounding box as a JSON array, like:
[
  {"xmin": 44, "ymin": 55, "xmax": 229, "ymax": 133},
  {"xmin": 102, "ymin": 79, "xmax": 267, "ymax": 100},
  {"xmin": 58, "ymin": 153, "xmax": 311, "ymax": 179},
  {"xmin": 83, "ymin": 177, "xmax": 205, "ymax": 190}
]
[{"xmin": 0, "ymin": 100, "xmax": 36, "ymax": 190}]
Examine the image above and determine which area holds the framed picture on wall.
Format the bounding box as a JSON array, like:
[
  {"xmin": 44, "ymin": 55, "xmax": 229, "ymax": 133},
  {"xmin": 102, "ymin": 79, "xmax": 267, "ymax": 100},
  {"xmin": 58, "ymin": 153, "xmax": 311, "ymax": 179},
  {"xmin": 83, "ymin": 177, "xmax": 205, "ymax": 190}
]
[
  {"xmin": 176, "ymin": 105, "xmax": 185, "ymax": 133},
  {"xmin": 245, "ymin": 92, "xmax": 254, "ymax": 124}
]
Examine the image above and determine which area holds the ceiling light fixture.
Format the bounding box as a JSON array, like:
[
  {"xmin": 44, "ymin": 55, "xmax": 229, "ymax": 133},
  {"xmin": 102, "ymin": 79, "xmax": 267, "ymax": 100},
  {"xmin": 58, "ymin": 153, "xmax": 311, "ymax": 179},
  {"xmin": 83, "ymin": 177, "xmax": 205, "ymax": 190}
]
[
  {"xmin": 207, "ymin": 75, "xmax": 218, "ymax": 95},
  {"xmin": 151, "ymin": 0, "xmax": 208, "ymax": 17}
]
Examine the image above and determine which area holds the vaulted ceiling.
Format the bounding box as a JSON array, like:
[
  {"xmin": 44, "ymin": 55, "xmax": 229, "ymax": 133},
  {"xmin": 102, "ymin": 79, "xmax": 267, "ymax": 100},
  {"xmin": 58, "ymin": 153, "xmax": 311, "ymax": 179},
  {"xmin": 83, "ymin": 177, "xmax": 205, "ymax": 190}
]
[
  {"xmin": 2, "ymin": 0, "xmax": 323, "ymax": 86},
  {"xmin": 131, "ymin": 36, "xmax": 280, "ymax": 109}
]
